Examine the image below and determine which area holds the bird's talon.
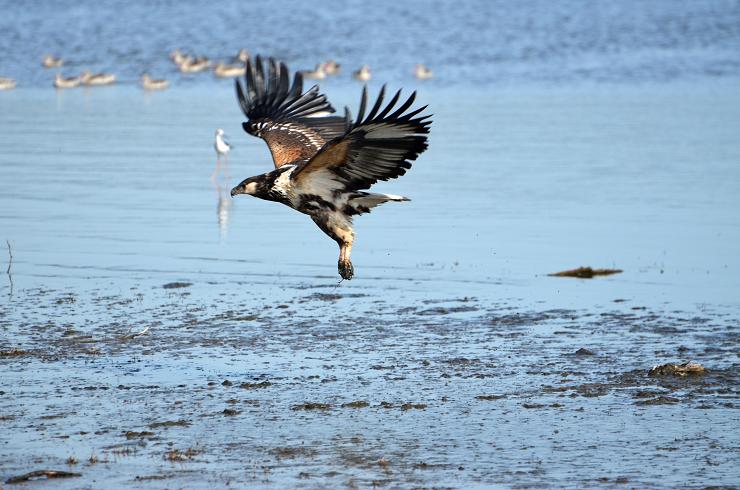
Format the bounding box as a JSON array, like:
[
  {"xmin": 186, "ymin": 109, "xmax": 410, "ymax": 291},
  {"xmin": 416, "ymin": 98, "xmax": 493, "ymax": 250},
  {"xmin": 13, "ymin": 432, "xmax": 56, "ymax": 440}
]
[{"xmin": 338, "ymin": 260, "xmax": 354, "ymax": 280}]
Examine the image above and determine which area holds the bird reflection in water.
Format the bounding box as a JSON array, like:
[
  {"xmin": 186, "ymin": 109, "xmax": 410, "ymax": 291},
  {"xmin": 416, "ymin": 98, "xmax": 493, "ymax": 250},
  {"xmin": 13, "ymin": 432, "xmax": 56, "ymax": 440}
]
[
  {"xmin": 214, "ymin": 179, "xmax": 232, "ymax": 240},
  {"xmin": 212, "ymin": 128, "xmax": 233, "ymax": 239}
]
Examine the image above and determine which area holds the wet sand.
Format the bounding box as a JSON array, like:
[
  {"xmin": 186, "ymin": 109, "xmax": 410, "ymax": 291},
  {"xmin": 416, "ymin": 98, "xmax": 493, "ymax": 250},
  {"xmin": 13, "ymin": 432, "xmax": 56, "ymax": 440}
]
[{"xmin": 1, "ymin": 281, "xmax": 738, "ymax": 488}]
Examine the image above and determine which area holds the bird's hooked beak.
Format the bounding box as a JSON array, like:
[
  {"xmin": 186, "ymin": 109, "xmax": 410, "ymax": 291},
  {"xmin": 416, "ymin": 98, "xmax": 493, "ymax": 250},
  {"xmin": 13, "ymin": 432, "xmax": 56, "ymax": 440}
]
[{"xmin": 230, "ymin": 179, "xmax": 258, "ymax": 197}]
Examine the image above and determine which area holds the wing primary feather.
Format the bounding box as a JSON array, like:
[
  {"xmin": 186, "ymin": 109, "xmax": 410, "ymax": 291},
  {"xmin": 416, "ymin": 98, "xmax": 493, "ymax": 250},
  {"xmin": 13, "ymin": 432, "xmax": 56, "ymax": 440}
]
[
  {"xmin": 246, "ymin": 57, "xmax": 258, "ymax": 101},
  {"xmin": 265, "ymin": 58, "xmax": 278, "ymax": 107},
  {"xmin": 277, "ymin": 61, "xmax": 289, "ymax": 100},
  {"xmin": 356, "ymin": 85, "xmax": 368, "ymax": 124},
  {"xmin": 235, "ymin": 78, "xmax": 250, "ymax": 115},
  {"xmin": 400, "ymin": 104, "xmax": 429, "ymax": 122},
  {"xmin": 388, "ymin": 91, "xmax": 416, "ymax": 119},
  {"xmin": 364, "ymin": 84, "xmax": 386, "ymax": 122},
  {"xmin": 254, "ymin": 55, "xmax": 265, "ymax": 100},
  {"xmin": 287, "ymin": 72, "xmax": 303, "ymax": 101},
  {"xmin": 376, "ymin": 89, "xmax": 402, "ymax": 120},
  {"xmin": 344, "ymin": 106, "xmax": 353, "ymax": 131}
]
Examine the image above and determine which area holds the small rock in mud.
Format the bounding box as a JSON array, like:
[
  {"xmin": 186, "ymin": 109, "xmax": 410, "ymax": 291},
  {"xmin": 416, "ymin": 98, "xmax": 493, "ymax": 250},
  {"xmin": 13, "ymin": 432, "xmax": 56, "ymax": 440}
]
[
  {"xmin": 148, "ymin": 419, "xmax": 190, "ymax": 429},
  {"xmin": 573, "ymin": 348, "xmax": 595, "ymax": 356},
  {"xmin": 400, "ymin": 403, "xmax": 427, "ymax": 410},
  {"xmin": 342, "ymin": 400, "xmax": 370, "ymax": 408},
  {"xmin": 162, "ymin": 282, "xmax": 192, "ymax": 289},
  {"xmin": 292, "ymin": 402, "xmax": 331, "ymax": 411},
  {"xmin": 269, "ymin": 447, "xmax": 316, "ymax": 459},
  {"xmin": 635, "ymin": 396, "xmax": 680, "ymax": 406},
  {"xmin": 476, "ymin": 394, "xmax": 506, "ymax": 401},
  {"xmin": 135, "ymin": 474, "xmax": 175, "ymax": 481},
  {"xmin": 633, "ymin": 390, "xmax": 666, "ymax": 399},
  {"xmin": 522, "ymin": 403, "xmax": 546, "ymax": 409},
  {"xmin": 239, "ymin": 381, "xmax": 272, "ymax": 389},
  {"xmin": 648, "ymin": 361, "xmax": 706, "ymax": 377},
  {"xmin": 0, "ymin": 348, "xmax": 31, "ymax": 358},
  {"xmin": 163, "ymin": 448, "xmax": 200, "ymax": 462},
  {"xmin": 222, "ymin": 408, "xmax": 240, "ymax": 416},
  {"xmin": 548, "ymin": 267, "xmax": 622, "ymax": 279},
  {"xmin": 124, "ymin": 431, "xmax": 155, "ymax": 439},
  {"xmin": 221, "ymin": 379, "xmax": 232, "ymax": 386}
]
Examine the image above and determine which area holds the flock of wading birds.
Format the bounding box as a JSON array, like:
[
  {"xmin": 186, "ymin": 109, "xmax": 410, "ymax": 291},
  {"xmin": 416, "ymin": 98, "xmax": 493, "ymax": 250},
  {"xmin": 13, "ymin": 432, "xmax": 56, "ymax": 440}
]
[{"xmin": 0, "ymin": 49, "xmax": 434, "ymax": 91}]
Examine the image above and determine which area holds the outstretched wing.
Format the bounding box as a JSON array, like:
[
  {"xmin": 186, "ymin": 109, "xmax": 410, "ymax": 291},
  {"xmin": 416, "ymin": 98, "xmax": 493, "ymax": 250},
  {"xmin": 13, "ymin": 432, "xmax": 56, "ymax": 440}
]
[
  {"xmin": 291, "ymin": 85, "xmax": 431, "ymax": 192},
  {"xmin": 235, "ymin": 55, "xmax": 347, "ymax": 168}
]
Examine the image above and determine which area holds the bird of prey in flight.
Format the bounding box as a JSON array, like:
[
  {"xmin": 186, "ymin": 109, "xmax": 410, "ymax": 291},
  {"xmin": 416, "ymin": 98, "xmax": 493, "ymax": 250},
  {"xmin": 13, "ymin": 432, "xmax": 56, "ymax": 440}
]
[{"xmin": 231, "ymin": 55, "xmax": 432, "ymax": 280}]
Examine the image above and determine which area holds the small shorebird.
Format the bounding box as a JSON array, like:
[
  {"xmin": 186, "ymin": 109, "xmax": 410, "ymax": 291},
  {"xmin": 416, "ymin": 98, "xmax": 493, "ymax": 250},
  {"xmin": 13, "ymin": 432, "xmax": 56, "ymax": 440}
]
[
  {"xmin": 80, "ymin": 70, "xmax": 116, "ymax": 86},
  {"xmin": 352, "ymin": 65, "xmax": 371, "ymax": 81},
  {"xmin": 231, "ymin": 56, "xmax": 432, "ymax": 280},
  {"xmin": 414, "ymin": 64, "xmax": 433, "ymax": 79},
  {"xmin": 0, "ymin": 77, "xmax": 16, "ymax": 90},
  {"xmin": 322, "ymin": 60, "xmax": 341, "ymax": 76},
  {"xmin": 213, "ymin": 128, "xmax": 232, "ymax": 180},
  {"xmin": 170, "ymin": 49, "xmax": 187, "ymax": 65},
  {"xmin": 140, "ymin": 74, "xmax": 169, "ymax": 90},
  {"xmin": 54, "ymin": 73, "xmax": 81, "ymax": 89},
  {"xmin": 42, "ymin": 54, "xmax": 63, "ymax": 68},
  {"xmin": 179, "ymin": 57, "xmax": 211, "ymax": 73},
  {"xmin": 214, "ymin": 62, "xmax": 246, "ymax": 78},
  {"xmin": 302, "ymin": 63, "xmax": 326, "ymax": 80},
  {"xmin": 236, "ymin": 49, "xmax": 249, "ymax": 63}
]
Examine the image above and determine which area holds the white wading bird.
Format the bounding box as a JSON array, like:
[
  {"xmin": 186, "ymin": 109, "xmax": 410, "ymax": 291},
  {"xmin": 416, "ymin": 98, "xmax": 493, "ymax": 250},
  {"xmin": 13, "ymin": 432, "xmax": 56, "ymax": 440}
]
[
  {"xmin": 230, "ymin": 56, "xmax": 432, "ymax": 280},
  {"xmin": 213, "ymin": 128, "xmax": 232, "ymax": 180}
]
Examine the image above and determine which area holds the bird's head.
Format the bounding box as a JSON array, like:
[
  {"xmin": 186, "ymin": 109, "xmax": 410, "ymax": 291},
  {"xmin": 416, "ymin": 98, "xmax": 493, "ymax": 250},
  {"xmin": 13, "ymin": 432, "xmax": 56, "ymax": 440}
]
[
  {"xmin": 215, "ymin": 128, "xmax": 224, "ymax": 136},
  {"xmin": 230, "ymin": 175, "xmax": 262, "ymax": 197}
]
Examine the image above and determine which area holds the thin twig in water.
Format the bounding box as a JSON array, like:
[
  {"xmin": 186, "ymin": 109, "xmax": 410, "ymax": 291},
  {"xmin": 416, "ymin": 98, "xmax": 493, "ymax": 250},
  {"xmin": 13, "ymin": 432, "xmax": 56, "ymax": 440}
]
[
  {"xmin": 5, "ymin": 469, "xmax": 82, "ymax": 484},
  {"xmin": 6, "ymin": 240, "xmax": 13, "ymax": 297},
  {"xmin": 120, "ymin": 326, "xmax": 150, "ymax": 340}
]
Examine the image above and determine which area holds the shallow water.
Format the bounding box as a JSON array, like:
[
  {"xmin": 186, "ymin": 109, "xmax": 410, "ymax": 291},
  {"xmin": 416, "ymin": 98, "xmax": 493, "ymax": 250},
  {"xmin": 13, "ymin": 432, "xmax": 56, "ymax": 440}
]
[
  {"xmin": 1, "ymin": 80, "xmax": 738, "ymax": 488},
  {"xmin": 1, "ymin": 1, "xmax": 740, "ymax": 487}
]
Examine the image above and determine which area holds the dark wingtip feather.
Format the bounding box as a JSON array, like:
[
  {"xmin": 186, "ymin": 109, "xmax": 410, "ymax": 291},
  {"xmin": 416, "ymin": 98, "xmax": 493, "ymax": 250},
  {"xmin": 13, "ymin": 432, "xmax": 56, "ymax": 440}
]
[
  {"xmin": 236, "ymin": 54, "xmax": 339, "ymax": 125},
  {"xmin": 365, "ymin": 84, "xmax": 386, "ymax": 122}
]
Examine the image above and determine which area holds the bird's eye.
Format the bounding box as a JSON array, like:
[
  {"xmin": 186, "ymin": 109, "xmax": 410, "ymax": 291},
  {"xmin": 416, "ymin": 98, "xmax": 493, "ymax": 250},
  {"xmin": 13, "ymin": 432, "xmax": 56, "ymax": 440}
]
[{"xmin": 243, "ymin": 122, "xmax": 258, "ymax": 135}]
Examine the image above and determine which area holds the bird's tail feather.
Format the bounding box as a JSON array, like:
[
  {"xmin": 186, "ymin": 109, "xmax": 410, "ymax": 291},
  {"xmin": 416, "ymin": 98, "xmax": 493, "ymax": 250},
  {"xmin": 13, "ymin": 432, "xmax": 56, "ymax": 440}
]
[{"xmin": 349, "ymin": 192, "xmax": 410, "ymax": 215}]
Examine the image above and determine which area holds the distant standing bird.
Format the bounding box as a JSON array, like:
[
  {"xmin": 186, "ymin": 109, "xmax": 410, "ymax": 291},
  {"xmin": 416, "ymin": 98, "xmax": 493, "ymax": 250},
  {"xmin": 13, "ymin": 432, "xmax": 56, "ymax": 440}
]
[
  {"xmin": 231, "ymin": 56, "xmax": 432, "ymax": 280},
  {"xmin": 236, "ymin": 49, "xmax": 250, "ymax": 63},
  {"xmin": 322, "ymin": 60, "xmax": 341, "ymax": 75},
  {"xmin": 180, "ymin": 57, "xmax": 210, "ymax": 73},
  {"xmin": 170, "ymin": 49, "xmax": 187, "ymax": 65},
  {"xmin": 54, "ymin": 73, "xmax": 81, "ymax": 89},
  {"xmin": 0, "ymin": 77, "xmax": 16, "ymax": 90},
  {"xmin": 302, "ymin": 63, "xmax": 326, "ymax": 80},
  {"xmin": 42, "ymin": 54, "xmax": 63, "ymax": 68},
  {"xmin": 352, "ymin": 65, "xmax": 371, "ymax": 81},
  {"xmin": 414, "ymin": 64, "xmax": 433, "ymax": 80},
  {"xmin": 213, "ymin": 128, "xmax": 232, "ymax": 180},
  {"xmin": 140, "ymin": 74, "xmax": 169, "ymax": 90},
  {"xmin": 214, "ymin": 62, "xmax": 246, "ymax": 78},
  {"xmin": 80, "ymin": 70, "xmax": 116, "ymax": 86}
]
